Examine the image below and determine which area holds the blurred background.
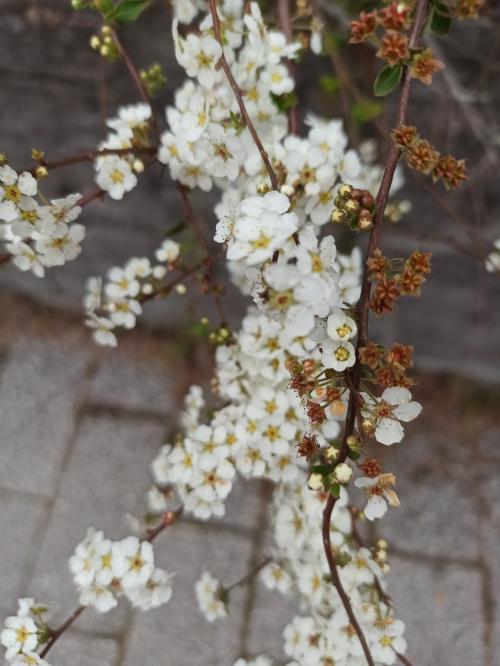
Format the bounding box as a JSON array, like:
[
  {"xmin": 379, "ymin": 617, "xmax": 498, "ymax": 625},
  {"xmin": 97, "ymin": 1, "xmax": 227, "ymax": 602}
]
[{"xmin": 0, "ymin": 1, "xmax": 499, "ymax": 665}]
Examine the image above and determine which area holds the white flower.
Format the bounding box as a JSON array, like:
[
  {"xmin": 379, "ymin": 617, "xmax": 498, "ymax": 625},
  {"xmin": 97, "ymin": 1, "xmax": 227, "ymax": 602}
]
[
  {"xmin": 0, "ymin": 166, "xmax": 37, "ymax": 222},
  {"xmin": 363, "ymin": 387, "xmax": 422, "ymax": 445},
  {"xmin": 9, "ymin": 652, "xmax": 51, "ymax": 666},
  {"xmin": 174, "ymin": 27, "xmax": 223, "ymax": 88},
  {"xmin": 6, "ymin": 241, "xmax": 44, "ymax": 277},
  {"xmin": 35, "ymin": 224, "xmax": 85, "ymax": 266},
  {"xmin": 105, "ymin": 266, "xmax": 140, "ymax": 299},
  {"xmin": 327, "ymin": 310, "xmax": 357, "ymax": 342},
  {"xmin": 79, "ymin": 584, "xmax": 118, "ymax": 613},
  {"xmin": 354, "ymin": 473, "xmax": 400, "ymax": 521},
  {"xmin": 320, "ymin": 339, "xmax": 356, "ymax": 372},
  {"xmin": 109, "ymin": 298, "xmax": 142, "ymax": 329},
  {"xmin": 156, "ymin": 239, "xmax": 180, "ymax": 263},
  {"xmin": 1, "ymin": 616, "xmax": 38, "ymax": 659},
  {"xmin": 485, "ymin": 239, "xmax": 500, "ymax": 272},
  {"xmin": 261, "ymin": 562, "xmax": 292, "ymax": 594},
  {"xmin": 221, "ymin": 191, "xmax": 298, "ymax": 265},
  {"xmin": 195, "ymin": 572, "xmax": 227, "ymax": 621},
  {"xmin": 96, "ymin": 157, "xmax": 138, "ymax": 200},
  {"xmin": 111, "ymin": 536, "xmax": 155, "ymax": 590},
  {"xmin": 85, "ymin": 314, "xmax": 117, "ymax": 347},
  {"xmin": 125, "ymin": 568, "xmax": 173, "ymax": 610}
]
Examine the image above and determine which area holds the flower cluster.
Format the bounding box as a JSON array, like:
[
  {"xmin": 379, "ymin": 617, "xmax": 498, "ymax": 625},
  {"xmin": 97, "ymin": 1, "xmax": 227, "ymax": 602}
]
[
  {"xmin": 84, "ymin": 239, "xmax": 180, "ymax": 346},
  {"xmin": 69, "ymin": 529, "xmax": 173, "ymax": 612},
  {"xmin": 0, "ymin": 165, "xmax": 84, "ymax": 277},
  {"xmin": 1, "ymin": 599, "xmax": 52, "ymax": 666},
  {"xmin": 392, "ymin": 124, "xmax": 468, "ymax": 189},
  {"xmin": 95, "ymin": 103, "xmax": 153, "ymax": 200}
]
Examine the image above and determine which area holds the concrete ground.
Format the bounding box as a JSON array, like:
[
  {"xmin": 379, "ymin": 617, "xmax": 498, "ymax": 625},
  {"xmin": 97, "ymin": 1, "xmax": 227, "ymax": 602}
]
[{"xmin": 0, "ymin": 292, "xmax": 499, "ymax": 666}]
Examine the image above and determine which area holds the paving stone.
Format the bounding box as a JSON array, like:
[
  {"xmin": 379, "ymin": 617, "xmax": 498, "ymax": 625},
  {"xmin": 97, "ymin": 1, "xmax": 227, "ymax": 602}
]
[
  {"xmin": 240, "ymin": 583, "xmax": 298, "ymax": 661},
  {"xmin": 0, "ymin": 339, "xmax": 89, "ymax": 496},
  {"xmin": 48, "ymin": 632, "xmax": 119, "ymax": 666},
  {"xmin": 376, "ymin": 434, "xmax": 481, "ymax": 559},
  {"xmin": 0, "ymin": 490, "xmax": 49, "ymax": 611},
  {"xmin": 88, "ymin": 354, "xmax": 173, "ymax": 414},
  {"xmin": 123, "ymin": 523, "xmax": 255, "ymax": 666},
  {"xmin": 26, "ymin": 415, "xmax": 165, "ymax": 635},
  {"xmin": 389, "ymin": 557, "xmax": 485, "ymax": 666},
  {"xmin": 212, "ymin": 478, "xmax": 272, "ymax": 533}
]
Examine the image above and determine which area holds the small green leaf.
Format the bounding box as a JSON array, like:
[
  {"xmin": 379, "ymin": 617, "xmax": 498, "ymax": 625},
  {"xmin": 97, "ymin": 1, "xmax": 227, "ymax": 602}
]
[
  {"xmin": 330, "ymin": 482, "xmax": 341, "ymax": 498},
  {"xmin": 270, "ymin": 92, "xmax": 298, "ymax": 113},
  {"xmin": 311, "ymin": 464, "xmax": 332, "ymax": 475},
  {"xmin": 319, "ymin": 74, "xmax": 340, "ymax": 95},
  {"xmin": 166, "ymin": 219, "xmax": 187, "ymax": 236},
  {"xmin": 115, "ymin": 0, "xmax": 150, "ymax": 23},
  {"xmin": 430, "ymin": 2, "xmax": 452, "ymax": 35},
  {"xmin": 373, "ymin": 64, "xmax": 403, "ymax": 97},
  {"xmin": 346, "ymin": 448, "xmax": 361, "ymax": 461},
  {"xmin": 352, "ymin": 100, "xmax": 382, "ymax": 124}
]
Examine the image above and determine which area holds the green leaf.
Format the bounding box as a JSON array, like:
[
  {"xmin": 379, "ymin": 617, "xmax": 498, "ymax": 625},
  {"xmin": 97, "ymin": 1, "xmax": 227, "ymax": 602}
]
[
  {"xmin": 319, "ymin": 74, "xmax": 340, "ymax": 95},
  {"xmin": 270, "ymin": 92, "xmax": 298, "ymax": 113},
  {"xmin": 430, "ymin": 2, "xmax": 452, "ymax": 35},
  {"xmin": 346, "ymin": 448, "xmax": 361, "ymax": 461},
  {"xmin": 311, "ymin": 464, "xmax": 332, "ymax": 475},
  {"xmin": 166, "ymin": 219, "xmax": 187, "ymax": 236},
  {"xmin": 373, "ymin": 64, "xmax": 403, "ymax": 97},
  {"xmin": 352, "ymin": 100, "xmax": 382, "ymax": 124},
  {"xmin": 329, "ymin": 482, "xmax": 341, "ymax": 498},
  {"xmin": 115, "ymin": 0, "xmax": 149, "ymax": 23}
]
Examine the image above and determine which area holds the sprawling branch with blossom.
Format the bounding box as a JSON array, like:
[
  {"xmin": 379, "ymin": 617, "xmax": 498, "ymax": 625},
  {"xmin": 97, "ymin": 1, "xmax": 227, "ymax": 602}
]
[{"xmin": 0, "ymin": 0, "xmax": 490, "ymax": 665}]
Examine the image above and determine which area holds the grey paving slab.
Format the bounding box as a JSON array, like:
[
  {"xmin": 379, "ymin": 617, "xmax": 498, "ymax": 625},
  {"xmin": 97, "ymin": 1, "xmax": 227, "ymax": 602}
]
[
  {"xmin": 240, "ymin": 582, "xmax": 298, "ymax": 662},
  {"xmin": 375, "ymin": 434, "xmax": 481, "ymax": 559},
  {"xmin": 26, "ymin": 415, "xmax": 165, "ymax": 635},
  {"xmin": 389, "ymin": 557, "xmax": 486, "ymax": 666},
  {"xmin": 0, "ymin": 490, "xmax": 49, "ymax": 612},
  {"xmin": 47, "ymin": 632, "xmax": 120, "ymax": 666},
  {"xmin": 88, "ymin": 354, "xmax": 173, "ymax": 414},
  {"xmin": 0, "ymin": 339, "xmax": 90, "ymax": 497},
  {"xmin": 123, "ymin": 522, "xmax": 255, "ymax": 666}
]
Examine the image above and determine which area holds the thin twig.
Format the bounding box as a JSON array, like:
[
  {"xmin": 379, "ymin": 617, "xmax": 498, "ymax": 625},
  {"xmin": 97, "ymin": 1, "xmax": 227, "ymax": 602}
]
[
  {"xmin": 176, "ymin": 184, "xmax": 227, "ymax": 324},
  {"xmin": 322, "ymin": 496, "xmax": 375, "ymax": 666},
  {"xmin": 208, "ymin": 0, "xmax": 279, "ymax": 190},
  {"xmin": 26, "ymin": 146, "xmax": 158, "ymax": 174},
  {"xmin": 225, "ymin": 555, "xmax": 273, "ymax": 592}
]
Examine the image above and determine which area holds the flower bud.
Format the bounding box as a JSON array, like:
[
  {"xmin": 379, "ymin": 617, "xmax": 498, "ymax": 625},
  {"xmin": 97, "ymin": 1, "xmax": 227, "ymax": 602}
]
[
  {"xmin": 362, "ymin": 418, "xmax": 375, "ymax": 434},
  {"xmin": 330, "ymin": 209, "xmax": 345, "ymax": 224},
  {"xmin": 132, "ymin": 159, "xmax": 144, "ymax": 173},
  {"xmin": 334, "ymin": 462, "xmax": 352, "ymax": 483},
  {"xmin": 324, "ymin": 446, "xmax": 339, "ymax": 461},
  {"xmin": 35, "ymin": 166, "xmax": 48, "ymax": 179},
  {"xmin": 344, "ymin": 199, "xmax": 360, "ymax": 214},
  {"xmin": 338, "ymin": 184, "xmax": 352, "ymax": 198},
  {"xmin": 280, "ymin": 184, "xmax": 295, "ymax": 197},
  {"xmin": 256, "ymin": 182, "xmax": 270, "ymax": 194},
  {"xmin": 308, "ymin": 473, "xmax": 324, "ymax": 491},
  {"xmin": 90, "ymin": 35, "xmax": 100, "ymax": 50},
  {"xmin": 175, "ymin": 284, "xmax": 187, "ymax": 295}
]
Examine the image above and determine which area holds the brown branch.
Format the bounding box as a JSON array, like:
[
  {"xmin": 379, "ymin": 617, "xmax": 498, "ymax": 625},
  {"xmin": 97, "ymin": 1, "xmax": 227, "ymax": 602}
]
[
  {"xmin": 320, "ymin": 2, "xmax": 431, "ymax": 664},
  {"xmin": 207, "ymin": 0, "xmax": 279, "ymax": 190},
  {"xmin": 39, "ymin": 606, "xmax": 85, "ymax": 658},
  {"xmin": 322, "ymin": 496, "xmax": 375, "ymax": 666},
  {"xmin": 224, "ymin": 555, "xmax": 273, "ymax": 592},
  {"xmin": 277, "ymin": 0, "xmax": 300, "ymax": 135},
  {"xmin": 176, "ymin": 184, "xmax": 227, "ymax": 324},
  {"xmin": 26, "ymin": 146, "xmax": 158, "ymax": 174},
  {"xmin": 39, "ymin": 508, "xmax": 183, "ymax": 659},
  {"xmin": 110, "ymin": 27, "xmax": 161, "ymax": 143}
]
